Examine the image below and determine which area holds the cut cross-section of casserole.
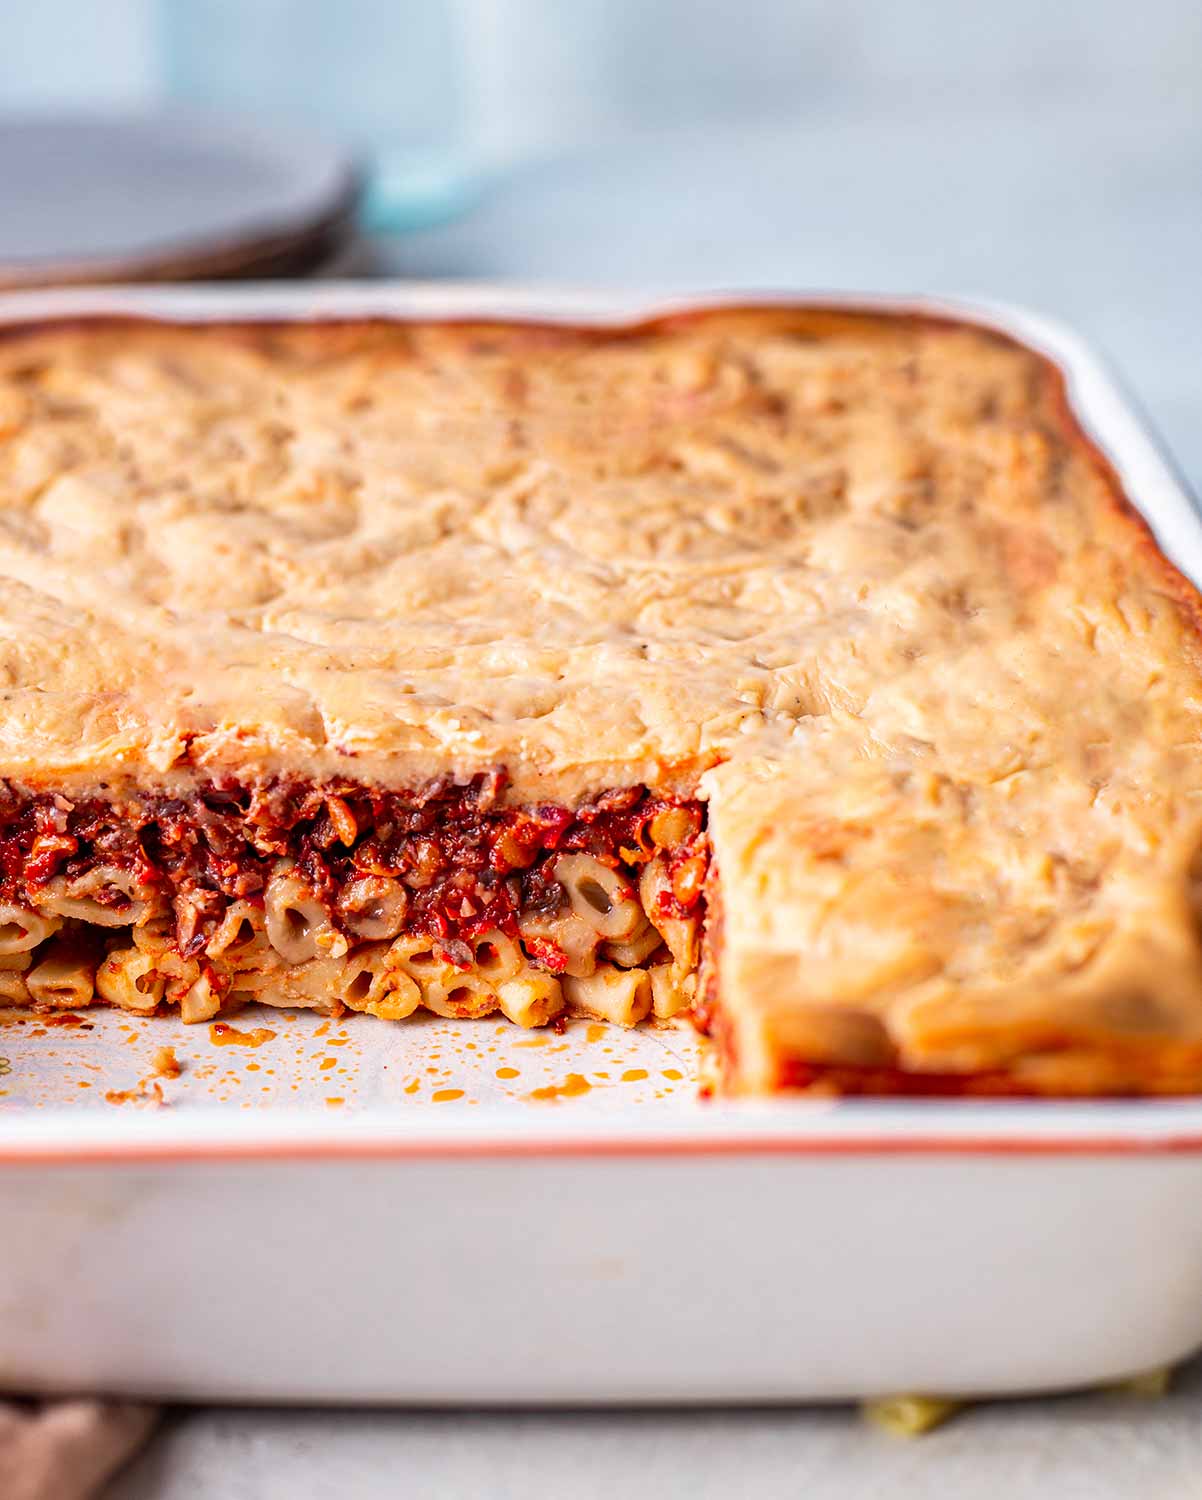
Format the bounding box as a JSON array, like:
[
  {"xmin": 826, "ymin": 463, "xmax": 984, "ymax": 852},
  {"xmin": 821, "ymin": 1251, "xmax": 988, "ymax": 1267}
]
[{"xmin": 0, "ymin": 306, "xmax": 1199, "ymax": 1094}]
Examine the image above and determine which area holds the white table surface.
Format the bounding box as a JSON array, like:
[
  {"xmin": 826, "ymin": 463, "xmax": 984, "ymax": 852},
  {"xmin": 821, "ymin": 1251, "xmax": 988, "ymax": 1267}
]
[
  {"xmin": 107, "ymin": 1366, "xmax": 1202, "ymax": 1500},
  {"xmin": 108, "ymin": 98, "xmax": 1202, "ymax": 1497}
]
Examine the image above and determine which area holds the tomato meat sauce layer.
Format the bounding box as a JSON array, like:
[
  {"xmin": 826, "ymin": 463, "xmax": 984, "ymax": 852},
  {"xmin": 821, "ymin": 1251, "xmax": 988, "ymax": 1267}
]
[{"xmin": 0, "ymin": 773, "xmax": 708, "ymax": 973}]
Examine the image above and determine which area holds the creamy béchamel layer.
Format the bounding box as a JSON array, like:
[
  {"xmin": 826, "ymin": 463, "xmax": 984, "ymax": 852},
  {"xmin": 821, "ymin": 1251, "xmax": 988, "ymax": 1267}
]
[{"xmin": 1, "ymin": 307, "xmax": 1201, "ymax": 1094}]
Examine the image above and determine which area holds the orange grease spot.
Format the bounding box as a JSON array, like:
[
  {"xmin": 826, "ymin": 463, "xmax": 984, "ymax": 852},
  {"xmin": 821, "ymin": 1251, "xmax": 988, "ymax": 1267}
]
[
  {"xmin": 319, "ymin": 1057, "xmax": 337, "ymax": 1072},
  {"xmin": 209, "ymin": 1023, "xmax": 276, "ymax": 1048},
  {"xmin": 432, "ymin": 1088, "xmax": 465, "ymax": 1102},
  {"xmin": 404, "ymin": 1078, "xmax": 421, "ymax": 1094},
  {"xmin": 662, "ymin": 1068, "xmax": 683, "ymax": 1081},
  {"xmin": 528, "ymin": 1073, "xmax": 592, "ymax": 1102},
  {"xmin": 586, "ymin": 1023, "xmax": 606, "ymax": 1043},
  {"xmin": 105, "ymin": 1078, "xmax": 165, "ymax": 1107},
  {"xmin": 622, "ymin": 1068, "xmax": 649, "ymax": 1082},
  {"xmin": 325, "ymin": 1096, "xmax": 345, "ymax": 1107},
  {"xmin": 495, "ymin": 1066, "xmax": 520, "ymax": 1080}
]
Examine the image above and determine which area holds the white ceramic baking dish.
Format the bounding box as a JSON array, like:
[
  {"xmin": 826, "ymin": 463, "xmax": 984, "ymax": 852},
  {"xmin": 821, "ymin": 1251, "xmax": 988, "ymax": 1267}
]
[{"xmin": 3, "ymin": 283, "xmax": 1202, "ymax": 1405}]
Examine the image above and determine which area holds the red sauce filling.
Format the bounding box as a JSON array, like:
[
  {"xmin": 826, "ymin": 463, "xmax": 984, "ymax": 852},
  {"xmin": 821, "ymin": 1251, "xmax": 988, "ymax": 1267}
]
[
  {"xmin": 0, "ymin": 773, "xmax": 707, "ymax": 969},
  {"xmin": 774, "ymin": 1059, "xmax": 1031, "ymax": 1097}
]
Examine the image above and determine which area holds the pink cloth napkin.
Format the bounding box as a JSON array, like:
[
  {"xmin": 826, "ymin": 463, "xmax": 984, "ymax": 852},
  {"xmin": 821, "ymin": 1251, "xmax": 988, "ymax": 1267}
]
[{"xmin": 0, "ymin": 1401, "xmax": 157, "ymax": 1500}]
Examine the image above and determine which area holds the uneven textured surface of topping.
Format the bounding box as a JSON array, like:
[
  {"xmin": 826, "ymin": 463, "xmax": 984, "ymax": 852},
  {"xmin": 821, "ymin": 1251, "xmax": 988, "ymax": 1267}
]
[
  {"xmin": 0, "ymin": 306, "xmax": 1135, "ymax": 801},
  {"xmin": 0, "ymin": 308, "xmax": 916, "ymax": 798},
  {"xmin": 2, "ymin": 306, "xmax": 1201, "ymax": 1092}
]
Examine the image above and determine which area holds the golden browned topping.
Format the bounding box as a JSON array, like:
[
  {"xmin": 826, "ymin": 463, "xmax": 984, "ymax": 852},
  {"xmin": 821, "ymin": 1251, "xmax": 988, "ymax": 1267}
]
[{"xmin": 0, "ymin": 308, "xmax": 1111, "ymax": 799}]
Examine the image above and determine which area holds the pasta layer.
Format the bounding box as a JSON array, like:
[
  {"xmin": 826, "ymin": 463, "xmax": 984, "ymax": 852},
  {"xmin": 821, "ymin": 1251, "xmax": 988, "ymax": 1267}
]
[{"xmin": 0, "ymin": 774, "xmax": 705, "ymax": 1027}]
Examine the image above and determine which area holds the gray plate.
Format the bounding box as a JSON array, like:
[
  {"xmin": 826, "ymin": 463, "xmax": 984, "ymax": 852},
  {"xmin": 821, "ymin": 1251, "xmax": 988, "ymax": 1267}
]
[{"xmin": 0, "ymin": 112, "xmax": 361, "ymax": 286}]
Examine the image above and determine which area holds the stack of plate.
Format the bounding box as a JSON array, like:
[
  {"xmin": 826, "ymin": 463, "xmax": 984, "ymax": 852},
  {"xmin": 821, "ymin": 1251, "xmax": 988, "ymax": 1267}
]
[{"xmin": 0, "ymin": 114, "xmax": 361, "ymax": 288}]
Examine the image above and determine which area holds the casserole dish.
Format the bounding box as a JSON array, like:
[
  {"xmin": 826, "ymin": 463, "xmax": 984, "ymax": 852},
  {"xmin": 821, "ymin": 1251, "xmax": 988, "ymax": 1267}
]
[{"xmin": 3, "ymin": 283, "xmax": 1202, "ymax": 1403}]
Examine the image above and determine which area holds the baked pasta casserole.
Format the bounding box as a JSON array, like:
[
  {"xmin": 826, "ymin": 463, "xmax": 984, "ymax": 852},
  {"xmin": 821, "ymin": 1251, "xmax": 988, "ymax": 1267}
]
[{"xmin": 0, "ymin": 305, "xmax": 1199, "ymax": 1095}]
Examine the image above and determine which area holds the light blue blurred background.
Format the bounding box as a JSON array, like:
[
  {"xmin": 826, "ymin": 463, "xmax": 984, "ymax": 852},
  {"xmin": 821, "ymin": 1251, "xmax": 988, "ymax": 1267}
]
[{"xmin": 4, "ymin": 0, "xmax": 1201, "ymax": 139}]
